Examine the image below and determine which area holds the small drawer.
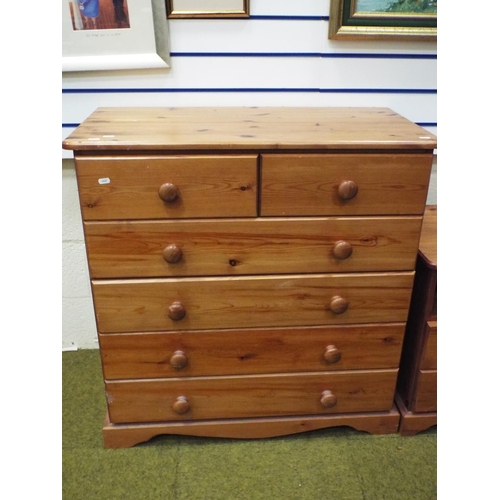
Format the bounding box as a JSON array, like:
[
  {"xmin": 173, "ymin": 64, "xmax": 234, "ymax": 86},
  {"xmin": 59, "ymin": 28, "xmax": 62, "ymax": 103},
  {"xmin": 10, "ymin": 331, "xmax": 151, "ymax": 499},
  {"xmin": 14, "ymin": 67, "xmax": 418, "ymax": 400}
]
[
  {"xmin": 92, "ymin": 272, "xmax": 414, "ymax": 333},
  {"xmin": 413, "ymin": 370, "xmax": 437, "ymax": 412},
  {"xmin": 260, "ymin": 153, "xmax": 432, "ymax": 216},
  {"xmin": 105, "ymin": 369, "xmax": 398, "ymax": 423},
  {"xmin": 84, "ymin": 216, "xmax": 422, "ymax": 278},
  {"xmin": 99, "ymin": 323, "xmax": 405, "ymax": 379},
  {"xmin": 421, "ymin": 320, "xmax": 437, "ymax": 370},
  {"xmin": 75, "ymin": 155, "xmax": 258, "ymax": 220}
]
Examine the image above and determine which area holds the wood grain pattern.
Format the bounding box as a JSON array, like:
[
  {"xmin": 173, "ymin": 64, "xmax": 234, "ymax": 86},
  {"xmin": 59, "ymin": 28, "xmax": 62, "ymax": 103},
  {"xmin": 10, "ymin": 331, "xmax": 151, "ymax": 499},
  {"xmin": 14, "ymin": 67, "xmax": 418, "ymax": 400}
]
[
  {"xmin": 99, "ymin": 323, "xmax": 406, "ymax": 380},
  {"xmin": 395, "ymin": 206, "xmax": 437, "ymax": 416},
  {"xmin": 92, "ymin": 272, "xmax": 415, "ymax": 333},
  {"xmin": 62, "ymin": 107, "xmax": 437, "ymax": 151},
  {"xmin": 105, "ymin": 369, "xmax": 398, "ymax": 423},
  {"xmin": 102, "ymin": 408, "xmax": 401, "ymax": 448},
  {"xmin": 396, "ymin": 254, "xmax": 436, "ymax": 405},
  {"xmin": 421, "ymin": 321, "xmax": 437, "ymax": 370},
  {"xmin": 418, "ymin": 205, "xmax": 437, "ymax": 267},
  {"xmin": 67, "ymin": 107, "xmax": 435, "ymax": 446},
  {"xmin": 84, "ymin": 216, "xmax": 422, "ymax": 278},
  {"xmin": 260, "ymin": 153, "xmax": 433, "ymax": 216},
  {"xmin": 75, "ymin": 155, "xmax": 258, "ymax": 220},
  {"xmin": 395, "ymin": 393, "xmax": 436, "ymax": 437},
  {"xmin": 413, "ymin": 370, "xmax": 437, "ymax": 412}
]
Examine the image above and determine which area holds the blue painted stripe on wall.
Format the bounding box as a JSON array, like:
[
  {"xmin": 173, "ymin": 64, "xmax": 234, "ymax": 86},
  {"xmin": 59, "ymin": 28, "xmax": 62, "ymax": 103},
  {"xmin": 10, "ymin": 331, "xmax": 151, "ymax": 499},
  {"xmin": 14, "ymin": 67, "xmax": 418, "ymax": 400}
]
[
  {"xmin": 249, "ymin": 15, "xmax": 328, "ymax": 21},
  {"xmin": 62, "ymin": 88, "xmax": 436, "ymax": 94},
  {"xmin": 168, "ymin": 15, "xmax": 328, "ymax": 20},
  {"xmin": 170, "ymin": 52, "xmax": 436, "ymax": 59},
  {"xmin": 170, "ymin": 52, "xmax": 320, "ymax": 58},
  {"xmin": 319, "ymin": 89, "xmax": 436, "ymax": 94},
  {"xmin": 323, "ymin": 53, "xmax": 436, "ymax": 59}
]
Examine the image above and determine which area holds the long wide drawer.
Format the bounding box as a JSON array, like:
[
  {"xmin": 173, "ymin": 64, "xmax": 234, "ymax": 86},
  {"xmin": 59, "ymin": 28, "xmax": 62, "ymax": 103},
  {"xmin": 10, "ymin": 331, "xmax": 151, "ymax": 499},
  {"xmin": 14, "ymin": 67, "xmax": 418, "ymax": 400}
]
[
  {"xmin": 84, "ymin": 217, "xmax": 422, "ymax": 278},
  {"xmin": 93, "ymin": 272, "xmax": 414, "ymax": 333},
  {"xmin": 260, "ymin": 153, "xmax": 432, "ymax": 216},
  {"xmin": 99, "ymin": 323, "xmax": 405, "ymax": 380},
  {"xmin": 105, "ymin": 369, "xmax": 398, "ymax": 423},
  {"xmin": 75, "ymin": 155, "xmax": 258, "ymax": 220}
]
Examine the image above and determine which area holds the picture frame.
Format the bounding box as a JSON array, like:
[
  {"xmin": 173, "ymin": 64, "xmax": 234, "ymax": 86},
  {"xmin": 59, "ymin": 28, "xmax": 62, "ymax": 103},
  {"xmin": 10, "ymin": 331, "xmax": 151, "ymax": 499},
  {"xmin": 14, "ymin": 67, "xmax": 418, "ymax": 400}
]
[
  {"xmin": 329, "ymin": 0, "xmax": 437, "ymax": 40},
  {"xmin": 62, "ymin": 0, "xmax": 170, "ymax": 72},
  {"xmin": 166, "ymin": 0, "xmax": 249, "ymax": 18}
]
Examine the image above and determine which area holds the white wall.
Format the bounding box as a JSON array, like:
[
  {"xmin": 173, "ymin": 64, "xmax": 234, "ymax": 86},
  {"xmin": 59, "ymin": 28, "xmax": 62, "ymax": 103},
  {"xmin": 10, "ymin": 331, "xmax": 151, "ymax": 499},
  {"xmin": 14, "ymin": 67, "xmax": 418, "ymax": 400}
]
[{"xmin": 62, "ymin": 0, "xmax": 437, "ymax": 349}]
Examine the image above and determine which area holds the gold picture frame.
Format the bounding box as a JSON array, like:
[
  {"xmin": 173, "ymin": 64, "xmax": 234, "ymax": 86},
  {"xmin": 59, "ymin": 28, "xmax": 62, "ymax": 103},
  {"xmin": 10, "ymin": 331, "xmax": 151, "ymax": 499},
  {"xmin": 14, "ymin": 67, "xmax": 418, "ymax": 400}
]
[
  {"xmin": 329, "ymin": 0, "xmax": 437, "ymax": 40},
  {"xmin": 166, "ymin": 0, "xmax": 249, "ymax": 18}
]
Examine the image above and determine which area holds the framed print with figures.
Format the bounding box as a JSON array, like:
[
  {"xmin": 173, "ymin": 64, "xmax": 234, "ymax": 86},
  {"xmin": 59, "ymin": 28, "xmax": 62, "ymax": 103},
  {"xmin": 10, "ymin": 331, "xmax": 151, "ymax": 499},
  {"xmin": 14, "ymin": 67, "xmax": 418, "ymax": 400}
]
[{"xmin": 62, "ymin": 0, "xmax": 170, "ymax": 71}]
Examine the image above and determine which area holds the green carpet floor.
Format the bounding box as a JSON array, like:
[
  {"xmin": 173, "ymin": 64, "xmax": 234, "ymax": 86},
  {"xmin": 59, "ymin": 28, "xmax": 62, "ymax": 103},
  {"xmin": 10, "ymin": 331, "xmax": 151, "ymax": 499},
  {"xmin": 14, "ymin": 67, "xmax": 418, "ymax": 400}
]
[{"xmin": 63, "ymin": 350, "xmax": 437, "ymax": 500}]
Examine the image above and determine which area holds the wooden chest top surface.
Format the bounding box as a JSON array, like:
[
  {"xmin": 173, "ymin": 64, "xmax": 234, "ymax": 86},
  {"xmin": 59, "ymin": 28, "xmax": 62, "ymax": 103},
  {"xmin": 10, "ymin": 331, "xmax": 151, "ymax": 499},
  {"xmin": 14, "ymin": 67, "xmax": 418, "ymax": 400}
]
[{"xmin": 62, "ymin": 107, "xmax": 437, "ymax": 152}]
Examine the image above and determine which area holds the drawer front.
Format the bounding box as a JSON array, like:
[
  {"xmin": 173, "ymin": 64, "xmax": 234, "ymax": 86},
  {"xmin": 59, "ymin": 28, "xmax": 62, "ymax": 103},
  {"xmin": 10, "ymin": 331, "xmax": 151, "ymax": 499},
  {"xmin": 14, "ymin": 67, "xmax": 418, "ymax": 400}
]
[
  {"xmin": 105, "ymin": 369, "xmax": 398, "ymax": 423},
  {"xmin": 75, "ymin": 155, "xmax": 258, "ymax": 220},
  {"xmin": 99, "ymin": 323, "xmax": 405, "ymax": 380},
  {"xmin": 85, "ymin": 216, "xmax": 422, "ymax": 278},
  {"xmin": 260, "ymin": 154, "xmax": 432, "ymax": 216},
  {"xmin": 429, "ymin": 283, "xmax": 437, "ymax": 319},
  {"xmin": 421, "ymin": 320, "xmax": 437, "ymax": 370},
  {"xmin": 414, "ymin": 370, "xmax": 437, "ymax": 412},
  {"xmin": 93, "ymin": 273, "xmax": 414, "ymax": 333}
]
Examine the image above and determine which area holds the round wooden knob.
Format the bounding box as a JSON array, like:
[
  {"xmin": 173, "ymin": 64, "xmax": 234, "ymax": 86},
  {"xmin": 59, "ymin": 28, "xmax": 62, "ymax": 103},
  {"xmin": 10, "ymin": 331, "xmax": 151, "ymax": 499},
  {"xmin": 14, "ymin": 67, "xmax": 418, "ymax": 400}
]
[
  {"xmin": 332, "ymin": 241, "xmax": 353, "ymax": 260},
  {"xmin": 329, "ymin": 296, "xmax": 348, "ymax": 314},
  {"xmin": 163, "ymin": 244, "xmax": 183, "ymax": 264},
  {"xmin": 158, "ymin": 183, "xmax": 180, "ymax": 202},
  {"xmin": 324, "ymin": 345, "xmax": 342, "ymax": 364},
  {"xmin": 320, "ymin": 390, "xmax": 338, "ymax": 409},
  {"xmin": 172, "ymin": 396, "xmax": 190, "ymax": 415},
  {"xmin": 338, "ymin": 180, "xmax": 358, "ymax": 201},
  {"xmin": 170, "ymin": 350, "xmax": 188, "ymax": 370},
  {"xmin": 168, "ymin": 301, "xmax": 186, "ymax": 321}
]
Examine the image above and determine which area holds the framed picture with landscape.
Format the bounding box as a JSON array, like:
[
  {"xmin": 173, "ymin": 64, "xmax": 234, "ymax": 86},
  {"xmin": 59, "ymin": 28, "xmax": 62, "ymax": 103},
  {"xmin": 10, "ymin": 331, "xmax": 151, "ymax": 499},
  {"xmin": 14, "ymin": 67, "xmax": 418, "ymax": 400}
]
[{"xmin": 329, "ymin": 0, "xmax": 437, "ymax": 40}]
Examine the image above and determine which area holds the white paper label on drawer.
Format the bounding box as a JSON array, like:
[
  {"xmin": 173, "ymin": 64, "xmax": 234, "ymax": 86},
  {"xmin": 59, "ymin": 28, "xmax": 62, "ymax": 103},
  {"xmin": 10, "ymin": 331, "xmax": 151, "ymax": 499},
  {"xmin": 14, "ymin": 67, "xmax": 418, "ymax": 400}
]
[{"xmin": 98, "ymin": 178, "xmax": 111, "ymax": 185}]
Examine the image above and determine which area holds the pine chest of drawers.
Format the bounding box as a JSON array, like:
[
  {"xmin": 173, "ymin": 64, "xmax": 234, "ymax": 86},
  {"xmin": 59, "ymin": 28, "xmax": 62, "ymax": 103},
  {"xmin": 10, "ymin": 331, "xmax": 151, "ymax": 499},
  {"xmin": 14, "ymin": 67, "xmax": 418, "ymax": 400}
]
[
  {"xmin": 396, "ymin": 205, "xmax": 437, "ymax": 435},
  {"xmin": 63, "ymin": 107, "xmax": 436, "ymax": 448}
]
